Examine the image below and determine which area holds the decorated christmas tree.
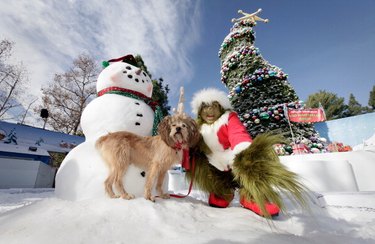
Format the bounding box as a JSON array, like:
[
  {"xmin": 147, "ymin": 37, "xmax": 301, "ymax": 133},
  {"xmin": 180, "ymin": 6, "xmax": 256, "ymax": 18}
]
[{"xmin": 219, "ymin": 9, "xmax": 326, "ymax": 155}]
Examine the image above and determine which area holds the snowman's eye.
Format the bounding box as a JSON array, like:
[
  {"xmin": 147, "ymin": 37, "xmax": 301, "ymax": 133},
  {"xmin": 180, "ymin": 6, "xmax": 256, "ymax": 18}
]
[
  {"xmin": 143, "ymin": 72, "xmax": 147, "ymax": 77},
  {"xmin": 142, "ymin": 80, "xmax": 145, "ymax": 83},
  {"xmin": 122, "ymin": 70, "xmax": 127, "ymax": 73},
  {"xmin": 128, "ymin": 75, "xmax": 133, "ymax": 79},
  {"xmin": 126, "ymin": 66, "xmax": 132, "ymax": 70},
  {"xmin": 135, "ymin": 78, "xmax": 139, "ymax": 82}
]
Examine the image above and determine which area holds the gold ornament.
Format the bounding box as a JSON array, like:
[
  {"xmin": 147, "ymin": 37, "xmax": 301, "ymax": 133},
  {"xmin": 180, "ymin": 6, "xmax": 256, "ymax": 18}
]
[{"xmin": 231, "ymin": 8, "xmax": 269, "ymax": 24}]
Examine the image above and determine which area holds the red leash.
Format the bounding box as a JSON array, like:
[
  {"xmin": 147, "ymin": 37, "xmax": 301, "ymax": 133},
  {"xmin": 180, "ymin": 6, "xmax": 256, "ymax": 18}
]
[{"xmin": 169, "ymin": 155, "xmax": 195, "ymax": 198}]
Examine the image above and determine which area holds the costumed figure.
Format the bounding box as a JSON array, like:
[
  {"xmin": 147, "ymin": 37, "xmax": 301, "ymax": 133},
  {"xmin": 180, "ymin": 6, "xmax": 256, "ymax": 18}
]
[{"xmin": 187, "ymin": 88, "xmax": 308, "ymax": 218}]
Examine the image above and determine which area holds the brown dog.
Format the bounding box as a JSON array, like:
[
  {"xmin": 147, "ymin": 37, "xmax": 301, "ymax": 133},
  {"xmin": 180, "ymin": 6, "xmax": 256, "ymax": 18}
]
[{"xmin": 96, "ymin": 115, "xmax": 199, "ymax": 201}]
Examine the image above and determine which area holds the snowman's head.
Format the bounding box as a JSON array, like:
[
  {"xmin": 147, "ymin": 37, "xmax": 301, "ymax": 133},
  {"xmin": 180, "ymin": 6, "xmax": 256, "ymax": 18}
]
[{"xmin": 97, "ymin": 57, "xmax": 153, "ymax": 98}]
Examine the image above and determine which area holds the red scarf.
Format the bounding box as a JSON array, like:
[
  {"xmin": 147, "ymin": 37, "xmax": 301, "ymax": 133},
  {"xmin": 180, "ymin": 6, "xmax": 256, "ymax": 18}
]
[{"xmin": 173, "ymin": 142, "xmax": 190, "ymax": 171}]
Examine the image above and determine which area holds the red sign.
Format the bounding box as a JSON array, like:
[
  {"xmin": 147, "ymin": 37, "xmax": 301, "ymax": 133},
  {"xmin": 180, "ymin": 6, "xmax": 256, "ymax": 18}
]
[{"xmin": 287, "ymin": 108, "xmax": 326, "ymax": 123}]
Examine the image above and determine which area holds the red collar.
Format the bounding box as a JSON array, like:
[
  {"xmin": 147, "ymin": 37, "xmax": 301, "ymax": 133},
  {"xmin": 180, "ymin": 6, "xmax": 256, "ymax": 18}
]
[
  {"xmin": 173, "ymin": 142, "xmax": 184, "ymax": 151},
  {"xmin": 171, "ymin": 145, "xmax": 191, "ymax": 172}
]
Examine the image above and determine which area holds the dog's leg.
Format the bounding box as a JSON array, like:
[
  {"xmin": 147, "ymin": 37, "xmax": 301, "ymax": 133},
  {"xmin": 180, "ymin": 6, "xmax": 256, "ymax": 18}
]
[
  {"xmin": 156, "ymin": 169, "xmax": 170, "ymax": 199},
  {"xmin": 144, "ymin": 164, "xmax": 159, "ymax": 202},
  {"xmin": 105, "ymin": 169, "xmax": 119, "ymax": 198},
  {"xmin": 114, "ymin": 162, "xmax": 135, "ymax": 200}
]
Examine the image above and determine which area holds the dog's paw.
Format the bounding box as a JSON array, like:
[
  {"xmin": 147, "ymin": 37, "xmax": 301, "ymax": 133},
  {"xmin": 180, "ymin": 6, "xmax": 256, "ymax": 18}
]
[
  {"xmin": 160, "ymin": 193, "xmax": 170, "ymax": 199},
  {"xmin": 145, "ymin": 195, "xmax": 156, "ymax": 202},
  {"xmin": 109, "ymin": 194, "xmax": 120, "ymax": 199},
  {"xmin": 121, "ymin": 193, "xmax": 135, "ymax": 200}
]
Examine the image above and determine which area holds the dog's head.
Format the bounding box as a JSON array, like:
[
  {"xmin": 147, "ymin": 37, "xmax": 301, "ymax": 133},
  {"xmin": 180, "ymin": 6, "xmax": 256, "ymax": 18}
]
[{"xmin": 157, "ymin": 115, "xmax": 200, "ymax": 148}]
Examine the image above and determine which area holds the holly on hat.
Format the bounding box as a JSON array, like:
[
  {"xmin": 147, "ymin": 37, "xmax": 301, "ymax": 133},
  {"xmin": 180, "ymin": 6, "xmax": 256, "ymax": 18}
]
[
  {"xmin": 102, "ymin": 54, "xmax": 139, "ymax": 68},
  {"xmin": 191, "ymin": 88, "xmax": 232, "ymax": 115}
]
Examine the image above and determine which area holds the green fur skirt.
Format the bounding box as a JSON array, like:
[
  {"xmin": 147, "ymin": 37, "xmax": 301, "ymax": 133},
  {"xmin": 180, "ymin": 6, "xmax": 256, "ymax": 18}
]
[{"xmin": 185, "ymin": 133, "xmax": 308, "ymax": 218}]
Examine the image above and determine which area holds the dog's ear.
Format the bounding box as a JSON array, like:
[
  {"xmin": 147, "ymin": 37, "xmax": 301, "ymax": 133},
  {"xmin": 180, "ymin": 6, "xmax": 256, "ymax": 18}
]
[
  {"xmin": 157, "ymin": 116, "xmax": 175, "ymax": 146},
  {"xmin": 184, "ymin": 117, "xmax": 200, "ymax": 148}
]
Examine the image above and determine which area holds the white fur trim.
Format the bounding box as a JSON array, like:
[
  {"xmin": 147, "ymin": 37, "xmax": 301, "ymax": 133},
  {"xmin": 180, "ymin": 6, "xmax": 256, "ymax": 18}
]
[
  {"xmin": 200, "ymin": 111, "xmax": 230, "ymax": 153},
  {"xmin": 232, "ymin": 142, "xmax": 251, "ymax": 155},
  {"xmin": 207, "ymin": 150, "xmax": 234, "ymax": 171},
  {"xmin": 191, "ymin": 88, "xmax": 232, "ymax": 115},
  {"xmin": 200, "ymin": 112, "xmax": 234, "ymax": 171}
]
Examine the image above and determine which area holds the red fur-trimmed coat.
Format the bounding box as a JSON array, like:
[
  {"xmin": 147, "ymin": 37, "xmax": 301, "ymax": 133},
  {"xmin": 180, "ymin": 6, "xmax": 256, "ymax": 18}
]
[{"xmin": 200, "ymin": 111, "xmax": 252, "ymax": 171}]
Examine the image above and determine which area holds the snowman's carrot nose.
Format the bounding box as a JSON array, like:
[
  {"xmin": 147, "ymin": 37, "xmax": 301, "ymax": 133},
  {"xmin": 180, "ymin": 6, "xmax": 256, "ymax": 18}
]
[{"xmin": 135, "ymin": 68, "xmax": 142, "ymax": 75}]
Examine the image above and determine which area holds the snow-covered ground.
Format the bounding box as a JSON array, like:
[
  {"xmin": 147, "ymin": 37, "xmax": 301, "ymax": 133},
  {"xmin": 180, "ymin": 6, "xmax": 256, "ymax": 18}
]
[
  {"xmin": 0, "ymin": 187, "xmax": 374, "ymax": 243},
  {"xmin": 1, "ymin": 134, "xmax": 374, "ymax": 243}
]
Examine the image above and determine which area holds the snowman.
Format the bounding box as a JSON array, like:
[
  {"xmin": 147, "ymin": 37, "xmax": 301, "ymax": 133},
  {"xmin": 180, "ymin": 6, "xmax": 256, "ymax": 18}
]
[
  {"xmin": 55, "ymin": 55, "xmax": 165, "ymax": 201},
  {"xmin": 81, "ymin": 54, "xmax": 163, "ymax": 140}
]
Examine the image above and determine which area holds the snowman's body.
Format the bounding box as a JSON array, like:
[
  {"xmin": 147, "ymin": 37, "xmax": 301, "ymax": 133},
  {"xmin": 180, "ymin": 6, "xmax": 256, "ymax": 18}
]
[
  {"xmin": 56, "ymin": 58, "xmax": 167, "ymax": 201},
  {"xmin": 81, "ymin": 94, "xmax": 154, "ymax": 141},
  {"xmin": 81, "ymin": 61, "xmax": 155, "ymax": 141}
]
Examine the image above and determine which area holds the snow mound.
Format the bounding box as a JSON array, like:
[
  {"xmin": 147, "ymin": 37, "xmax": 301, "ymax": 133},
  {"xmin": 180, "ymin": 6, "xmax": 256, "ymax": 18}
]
[
  {"xmin": 353, "ymin": 132, "xmax": 375, "ymax": 151},
  {"xmin": 0, "ymin": 190, "xmax": 375, "ymax": 244}
]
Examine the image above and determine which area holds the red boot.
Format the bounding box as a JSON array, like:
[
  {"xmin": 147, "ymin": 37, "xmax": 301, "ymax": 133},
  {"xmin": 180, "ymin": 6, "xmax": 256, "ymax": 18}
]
[
  {"xmin": 208, "ymin": 193, "xmax": 234, "ymax": 208},
  {"xmin": 240, "ymin": 197, "xmax": 280, "ymax": 217}
]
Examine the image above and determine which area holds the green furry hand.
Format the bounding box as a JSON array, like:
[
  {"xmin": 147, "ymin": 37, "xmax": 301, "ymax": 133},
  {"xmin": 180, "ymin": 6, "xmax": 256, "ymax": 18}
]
[{"xmin": 233, "ymin": 133, "xmax": 308, "ymax": 218}]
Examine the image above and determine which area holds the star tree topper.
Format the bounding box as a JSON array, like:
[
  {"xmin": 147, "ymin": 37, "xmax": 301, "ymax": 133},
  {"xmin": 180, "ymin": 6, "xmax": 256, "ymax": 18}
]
[{"xmin": 231, "ymin": 8, "xmax": 269, "ymax": 24}]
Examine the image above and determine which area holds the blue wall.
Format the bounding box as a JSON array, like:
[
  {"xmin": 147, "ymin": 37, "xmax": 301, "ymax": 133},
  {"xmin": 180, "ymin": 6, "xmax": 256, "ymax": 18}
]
[
  {"xmin": 0, "ymin": 121, "xmax": 85, "ymax": 153},
  {"xmin": 314, "ymin": 112, "xmax": 375, "ymax": 147},
  {"xmin": 0, "ymin": 151, "xmax": 51, "ymax": 165}
]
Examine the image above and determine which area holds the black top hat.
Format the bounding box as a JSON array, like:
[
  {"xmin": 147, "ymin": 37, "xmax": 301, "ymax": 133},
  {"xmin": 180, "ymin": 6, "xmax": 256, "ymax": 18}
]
[{"xmin": 102, "ymin": 54, "xmax": 139, "ymax": 68}]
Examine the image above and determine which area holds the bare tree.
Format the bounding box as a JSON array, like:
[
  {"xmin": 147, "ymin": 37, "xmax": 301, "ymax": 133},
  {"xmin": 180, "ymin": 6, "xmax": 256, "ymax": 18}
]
[
  {"xmin": 37, "ymin": 54, "xmax": 99, "ymax": 135},
  {"xmin": 20, "ymin": 97, "xmax": 38, "ymax": 124},
  {"xmin": 0, "ymin": 39, "xmax": 29, "ymax": 119}
]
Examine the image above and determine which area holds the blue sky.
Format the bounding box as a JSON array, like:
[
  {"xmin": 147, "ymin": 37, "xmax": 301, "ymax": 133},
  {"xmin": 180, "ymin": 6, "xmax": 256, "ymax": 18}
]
[
  {"xmin": 1, "ymin": 0, "xmax": 374, "ymax": 122},
  {"xmin": 188, "ymin": 0, "xmax": 375, "ymax": 109}
]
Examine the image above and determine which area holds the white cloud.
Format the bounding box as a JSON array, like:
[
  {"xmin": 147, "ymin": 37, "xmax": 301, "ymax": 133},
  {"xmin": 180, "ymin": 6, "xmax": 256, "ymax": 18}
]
[{"xmin": 0, "ymin": 0, "xmax": 202, "ymax": 121}]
